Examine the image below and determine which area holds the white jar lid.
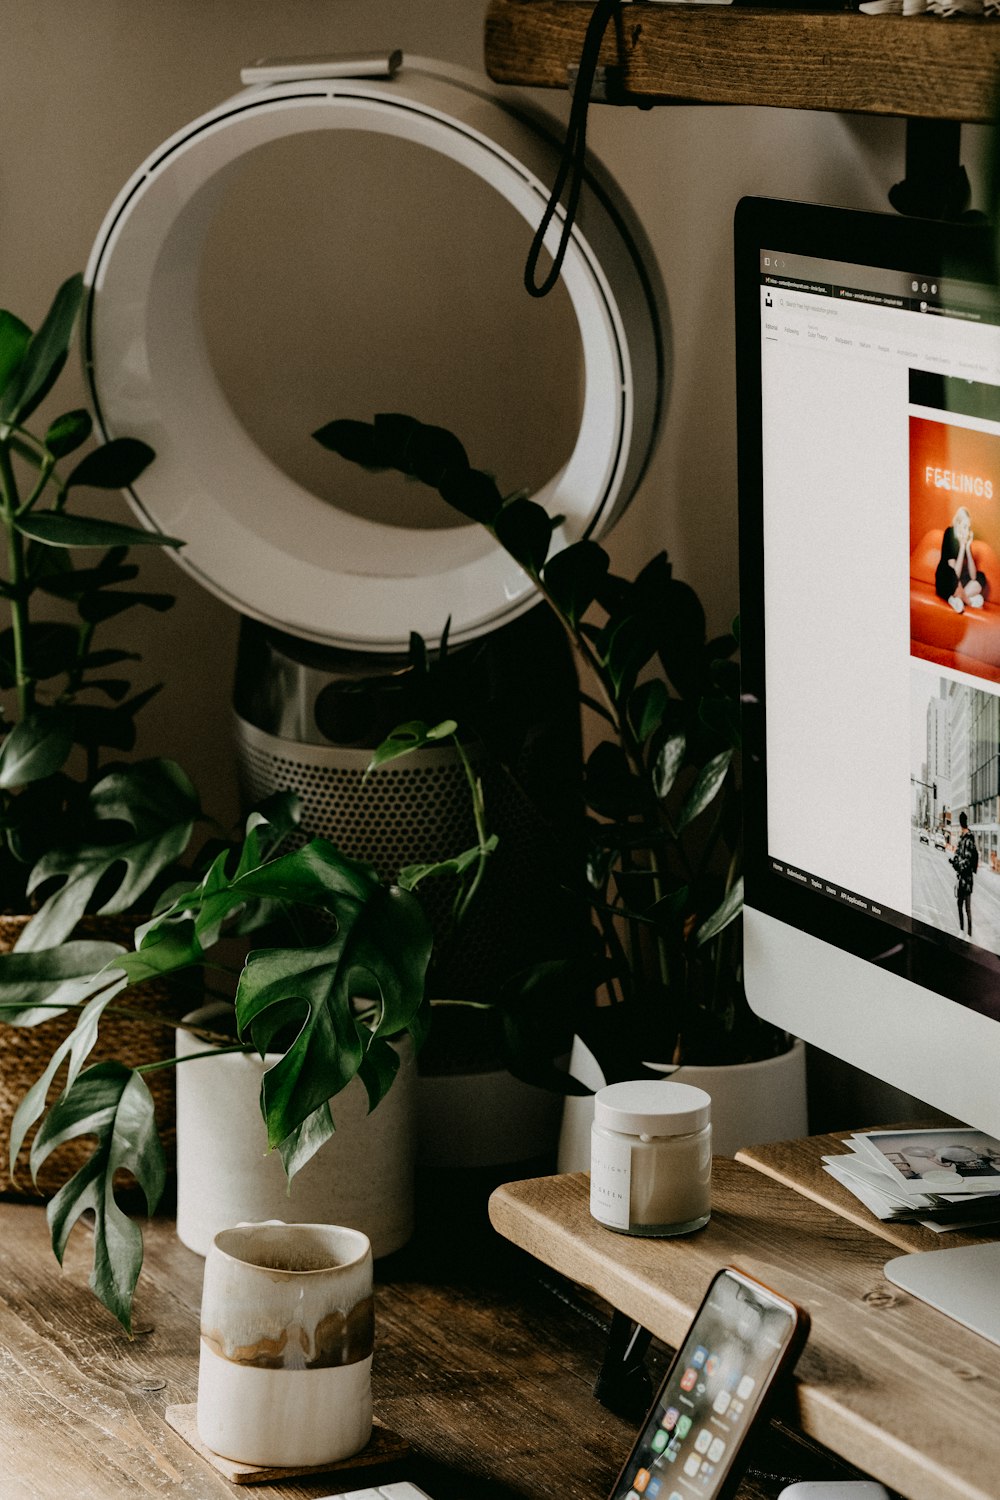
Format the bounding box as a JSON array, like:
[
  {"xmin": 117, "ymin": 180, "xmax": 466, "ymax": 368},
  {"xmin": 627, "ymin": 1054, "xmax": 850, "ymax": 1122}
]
[{"xmin": 594, "ymin": 1080, "xmax": 711, "ymax": 1136}]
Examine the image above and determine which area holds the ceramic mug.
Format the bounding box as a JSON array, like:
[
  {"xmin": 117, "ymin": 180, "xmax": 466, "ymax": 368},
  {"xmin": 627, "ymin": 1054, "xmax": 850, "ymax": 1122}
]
[{"xmin": 197, "ymin": 1220, "xmax": 374, "ymax": 1468}]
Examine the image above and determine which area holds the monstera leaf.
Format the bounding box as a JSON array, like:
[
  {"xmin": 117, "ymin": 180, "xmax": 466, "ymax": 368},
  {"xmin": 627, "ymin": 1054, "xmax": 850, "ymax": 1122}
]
[
  {"xmin": 18, "ymin": 759, "xmax": 200, "ymax": 950},
  {"xmin": 236, "ymin": 877, "xmax": 432, "ymax": 1149},
  {"xmin": 30, "ymin": 1061, "xmax": 165, "ymax": 1332}
]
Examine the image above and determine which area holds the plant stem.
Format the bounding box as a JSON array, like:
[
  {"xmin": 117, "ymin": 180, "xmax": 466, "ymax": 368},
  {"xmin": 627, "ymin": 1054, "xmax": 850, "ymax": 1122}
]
[
  {"xmin": 450, "ymin": 735, "xmax": 492, "ymax": 930},
  {"xmin": 138, "ymin": 1042, "xmax": 254, "ymax": 1075},
  {"xmin": 0, "ymin": 440, "xmax": 32, "ymax": 718}
]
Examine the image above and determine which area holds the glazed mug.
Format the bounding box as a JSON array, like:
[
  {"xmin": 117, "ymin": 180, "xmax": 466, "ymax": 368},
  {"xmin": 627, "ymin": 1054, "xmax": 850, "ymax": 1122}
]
[{"xmin": 197, "ymin": 1220, "xmax": 374, "ymax": 1468}]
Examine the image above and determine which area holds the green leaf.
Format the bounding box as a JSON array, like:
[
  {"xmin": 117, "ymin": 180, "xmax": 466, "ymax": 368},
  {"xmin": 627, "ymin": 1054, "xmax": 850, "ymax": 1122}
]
[
  {"xmin": 583, "ymin": 742, "xmax": 645, "ymax": 819},
  {"xmin": 652, "ymin": 734, "xmax": 686, "ymax": 801},
  {"xmin": 236, "ymin": 878, "xmax": 431, "ymax": 1146},
  {"xmin": 0, "ymin": 274, "xmax": 82, "ymax": 425},
  {"xmin": 647, "ymin": 886, "xmax": 689, "ymax": 934},
  {"xmin": 366, "ymin": 719, "xmax": 457, "ymax": 777},
  {"xmin": 696, "ymin": 877, "xmax": 744, "ymax": 946},
  {"xmin": 19, "ymin": 759, "xmax": 200, "ymax": 950},
  {"xmin": 312, "ymin": 417, "xmax": 381, "ymax": 468},
  {"xmin": 314, "ymin": 414, "xmax": 503, "ymax": 525},
  {"xmin": 32, "ymin": 1061, "xmax": 165, "ymax": 1332},
  {"xmin": 627, "ymin": 680, "xmax": 669, "ymax": 744},
  {"xmin": 0, "ymin": 311, "xmax": 31, "ymax": 401},
  {"xmin": 7, "ymin": 979, "xmax": 126, "ymax": 1173},
  {"xmin": 44, "ymin": 409, "xmax": 92, "ymax": 458},
  {"xmin": 16, "ymin": 512, "xmax": 182, "ymax": 550},
  {"xmin": 373, "ymin": 413, "xmax": 468, "ymax": 488},
  {"xmin": 65, "ymin": 438, "xmax": 155, "ymax": 491},
  {"xmin": 438, "ymin": 466, "xmax": 503, "ymax": 526},
  {"xmin": 277, "ymin": 1101, "xmax": 336, "ymax": 1181},
  {"xmin": 0, "ymin": 710, "xmax": 73, "ymax": 788},
  {"xmin": 597, "ymin": 612, "xmax": 658, "ymax": 701},
  {"xmin": 397, "ymin": 834, "xmax": 499, "ymax": 891},
  {"xmin": 494, "ymin": 497, "xmax": 556, "ymax": 575},
  {"xmin": 542, "ymin": 540, "xmax": 609, "ymax": 626},
  {"xmin": 0, "ymin": 940, "xmax": 127, "ymax": 1026},
  {"xmin": 678, "ymin": 749, "xmax": 733, "ymax": 831}
]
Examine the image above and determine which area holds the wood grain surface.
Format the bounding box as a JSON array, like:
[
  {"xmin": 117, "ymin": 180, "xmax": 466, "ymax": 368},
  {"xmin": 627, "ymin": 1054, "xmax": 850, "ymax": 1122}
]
[
  {"xmin": 736, "ymin": 1129, "xmax": 998, "ymax": 1252},
  {"xmin": 484, "ymin": 0, "xmax": 1000, "ymax": 122},
  {"xmin": 489, "ymin": 1163, "xmax": 1000, "ymax": 1500},
  {"xmin": 0, "ymin": 1177, "xmax": 868, "ymax": 1500}
]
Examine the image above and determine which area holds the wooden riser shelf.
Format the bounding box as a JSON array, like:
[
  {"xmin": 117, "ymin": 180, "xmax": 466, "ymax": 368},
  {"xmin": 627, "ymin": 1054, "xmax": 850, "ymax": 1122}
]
[{"xmin": 484, "ymin": 0, "xmax": 1000, "ymax": 122}]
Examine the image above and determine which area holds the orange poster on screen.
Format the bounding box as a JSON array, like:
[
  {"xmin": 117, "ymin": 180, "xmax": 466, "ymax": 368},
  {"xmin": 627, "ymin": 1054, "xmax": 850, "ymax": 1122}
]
[{"xmin": 910, "ymin": 416, "xmax": 1000, "ymax": 687}]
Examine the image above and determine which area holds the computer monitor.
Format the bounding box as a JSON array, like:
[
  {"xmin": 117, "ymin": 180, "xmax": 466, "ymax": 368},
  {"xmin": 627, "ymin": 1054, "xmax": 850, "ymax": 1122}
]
[{"xmin": 736, "ymin": 197, "xmax": 1000, "ymax": 1346}]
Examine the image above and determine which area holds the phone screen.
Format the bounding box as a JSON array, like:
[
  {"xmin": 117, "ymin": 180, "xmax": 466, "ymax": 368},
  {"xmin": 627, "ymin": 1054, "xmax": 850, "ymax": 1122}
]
[{"xmin": 608, "ymin": 1268, "xmax": 806, "ymax": 1500}]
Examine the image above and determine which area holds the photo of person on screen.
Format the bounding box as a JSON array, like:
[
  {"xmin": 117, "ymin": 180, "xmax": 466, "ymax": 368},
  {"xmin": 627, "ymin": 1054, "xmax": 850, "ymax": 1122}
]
[
  {"xmin": 935, "ymin": 506, "xmax": 988, "ymax": 616},
  {"xmin": 951, "ymin": 811, "xmax": 979, "ymax": 938}
]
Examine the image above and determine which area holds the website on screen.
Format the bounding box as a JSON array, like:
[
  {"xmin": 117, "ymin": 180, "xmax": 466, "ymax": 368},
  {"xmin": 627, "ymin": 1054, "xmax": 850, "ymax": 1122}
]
[{"xmin": 760, "ymin": 250, "xmax": 1000, "ymax": 964}]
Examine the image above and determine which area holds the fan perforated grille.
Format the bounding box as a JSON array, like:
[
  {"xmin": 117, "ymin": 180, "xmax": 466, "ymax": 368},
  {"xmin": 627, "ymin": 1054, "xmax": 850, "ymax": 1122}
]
[{"xmin": 234, "ymin": 721, "xmax": 558, "ymax": 1019}]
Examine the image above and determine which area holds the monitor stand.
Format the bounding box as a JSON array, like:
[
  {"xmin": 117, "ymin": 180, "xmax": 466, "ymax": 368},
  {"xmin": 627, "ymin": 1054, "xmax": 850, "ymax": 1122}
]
[{"xmin": 884, "ymin": 1242, "xmax": 1000, "ymax": 1348}]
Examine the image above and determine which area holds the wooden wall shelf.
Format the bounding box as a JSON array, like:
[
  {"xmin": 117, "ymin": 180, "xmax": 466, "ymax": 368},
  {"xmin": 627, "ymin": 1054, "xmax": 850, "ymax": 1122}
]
[{"xmin": 484, "ymin": 0, "xmax": 1000, "ymax": 123}]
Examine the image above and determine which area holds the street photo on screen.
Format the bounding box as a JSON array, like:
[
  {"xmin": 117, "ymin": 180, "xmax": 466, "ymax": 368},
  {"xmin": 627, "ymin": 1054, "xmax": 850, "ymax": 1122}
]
[{"xmin": 911, "ymin": 669, "xmax": 1000, "ymax": 951}]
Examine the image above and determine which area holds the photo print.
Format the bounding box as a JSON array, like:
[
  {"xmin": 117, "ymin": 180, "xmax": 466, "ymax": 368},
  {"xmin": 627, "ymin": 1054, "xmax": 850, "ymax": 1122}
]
[
  {"xmin": 910, "ymin": 414, "xmax": 1000, "ymax": 686},
  {"xmin": 911, "ymin": 669, "xmax": 1000, "ymax": 951}
]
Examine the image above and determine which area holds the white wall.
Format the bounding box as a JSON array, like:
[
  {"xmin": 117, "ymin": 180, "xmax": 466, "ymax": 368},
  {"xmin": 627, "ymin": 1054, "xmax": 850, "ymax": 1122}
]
[{"xmin": 0, "ymin": 5, "xmax": 988, "ymax": 1127}]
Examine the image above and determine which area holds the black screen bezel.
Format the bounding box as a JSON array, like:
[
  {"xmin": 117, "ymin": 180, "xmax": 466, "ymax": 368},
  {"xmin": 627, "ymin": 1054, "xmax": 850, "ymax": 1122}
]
[{"xmin": 735, "ymin": 196, "xmax": 1000, "ymax": 1027}]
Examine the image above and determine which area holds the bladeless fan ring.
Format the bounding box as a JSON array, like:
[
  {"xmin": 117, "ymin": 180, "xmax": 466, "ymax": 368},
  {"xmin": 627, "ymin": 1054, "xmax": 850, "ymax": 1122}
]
[{"xmin": 83, "ymin": 57, "xmax": 665, "ymax": 651}]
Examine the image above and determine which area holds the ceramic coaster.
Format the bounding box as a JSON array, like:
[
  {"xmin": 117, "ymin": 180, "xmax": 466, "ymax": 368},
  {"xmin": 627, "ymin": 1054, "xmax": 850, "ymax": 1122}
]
[{"xmin": 164, "ymin": 1405, "xmax": 410, "ymax": 1486}]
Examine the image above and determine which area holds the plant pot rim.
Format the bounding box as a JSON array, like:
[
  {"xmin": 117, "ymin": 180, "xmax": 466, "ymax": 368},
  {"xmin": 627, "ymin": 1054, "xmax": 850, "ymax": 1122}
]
[{"xmin": 649, "ymin": 1037, "xmax": 805, "ymax": 1080}]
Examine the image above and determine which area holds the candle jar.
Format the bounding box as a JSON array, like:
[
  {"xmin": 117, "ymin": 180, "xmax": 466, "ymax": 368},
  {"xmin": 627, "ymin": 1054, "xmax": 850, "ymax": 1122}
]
[{"xmin": 589, "ymin": 1080, "xmax": 712, "ymax": 1237}]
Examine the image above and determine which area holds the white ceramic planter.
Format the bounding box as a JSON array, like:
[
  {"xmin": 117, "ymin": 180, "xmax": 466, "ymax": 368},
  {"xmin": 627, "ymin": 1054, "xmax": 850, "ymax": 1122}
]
[
  {"xmin": 175, "ymin": 1006, "xmax": 415, "ymax": 1258},
  {"xmin": 557, "ymin": 1036, "xmax": 809, "ymax": 1173}
]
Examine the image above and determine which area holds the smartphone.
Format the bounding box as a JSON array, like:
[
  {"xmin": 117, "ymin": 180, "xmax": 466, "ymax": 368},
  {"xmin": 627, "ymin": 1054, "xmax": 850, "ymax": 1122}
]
[{"xmin": 608, "ymin": 1267, "xmax": 809, "ymax": 1500}]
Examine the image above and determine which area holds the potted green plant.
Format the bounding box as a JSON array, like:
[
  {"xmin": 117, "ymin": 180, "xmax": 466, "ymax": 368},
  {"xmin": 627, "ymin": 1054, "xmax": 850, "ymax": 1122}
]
[
  {"xmin": 0, "ymin": 273, "xmax": 208, "ymax": 1215},
  {"xmin": 0, "ymin": 272, "xmax": 199, "ymax": 944},
  {"xmin": 0, "ymin": 282, "xmax": 494, "ymax": 1332},
  {"xmin": 313, "ymin": 413, "xmax": 805, "ymax": 1153}
]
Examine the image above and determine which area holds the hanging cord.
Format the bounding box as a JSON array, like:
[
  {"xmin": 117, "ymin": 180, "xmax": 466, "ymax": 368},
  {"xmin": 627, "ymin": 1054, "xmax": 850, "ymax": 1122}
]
[{"xmin": 524, "ymin": 0, "xmax": 625, "ymax": 299}]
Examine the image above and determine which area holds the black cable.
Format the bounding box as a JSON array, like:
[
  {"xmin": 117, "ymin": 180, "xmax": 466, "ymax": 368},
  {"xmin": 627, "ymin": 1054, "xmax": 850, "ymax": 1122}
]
[{"xmin": 524, "ymin": 0, "xmax": 623, "ymax": 299}]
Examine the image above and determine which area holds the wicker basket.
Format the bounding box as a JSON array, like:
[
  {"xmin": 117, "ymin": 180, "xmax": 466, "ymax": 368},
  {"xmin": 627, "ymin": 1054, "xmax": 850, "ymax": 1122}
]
[{"xmin": 0, "ymin": 913, "xmax": 190, "ymax": 1200}]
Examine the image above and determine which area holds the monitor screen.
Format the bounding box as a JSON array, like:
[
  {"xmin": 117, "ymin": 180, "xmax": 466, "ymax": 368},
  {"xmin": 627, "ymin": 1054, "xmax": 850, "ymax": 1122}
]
[{"xmin": 736, "ymin": 198, "xmax": 1000, "ymax": 1140}]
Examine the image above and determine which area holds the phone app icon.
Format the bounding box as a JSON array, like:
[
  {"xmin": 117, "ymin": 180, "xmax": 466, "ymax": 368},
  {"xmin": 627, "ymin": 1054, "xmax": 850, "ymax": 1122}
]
[
  {"xmin": 647, "ymin": 1481, "xmax": 662, "ymax": 1498},
  {"xmin": 683, "ymin": 1455, "xmax": 701, "ymax": 1478},
  {"xmin": 694, "ymin": 1429, "xmax": 712, "ymax": 1455},
  {"xmin": 651, "ymin": 1430, "xmax": 669, "ymax": 1454},
  {"xmin": 726, "ymin": 1368, "xmax": 741, "ymax": 1391},
  {"xmin": 708, "ymin": 1437, "xmax": 726, "ymax": 1462},
  {"xmin": 662, "ymin": 1407, "xmax": 679, "ymax": 1431},
  {"xmin": 669, "ymin": 1493, "xmax": 684, "ymax": 1500},
  {"xmin": 712, "ymin": 1390, "xmax": 732, "ymax": 1415},
  {"xmin": 704, "ymin": 1354, "xmax": 719, "ymax": 1377},
  {"xmin": 695, "ymin": 1381, "xmax": 706, "ymax": 1396},
  {"xmin": 680, "ymin": 1367, "xmax": 697, "ymax": 1391},
  {"xmin": 691, "ymin": 1345, "xmax": 707, "ymax": 1368},
  {"xmin": 633, "ymin": 1470, "xmax": 651, "ymax": 1494},
  {"xmin": 737, "ymin": 1374, "xmax": 756, "ymax": 1400},
  {"xmin": 676, "ymin": 1415, "xmax": 693, "ymax": 1439}
]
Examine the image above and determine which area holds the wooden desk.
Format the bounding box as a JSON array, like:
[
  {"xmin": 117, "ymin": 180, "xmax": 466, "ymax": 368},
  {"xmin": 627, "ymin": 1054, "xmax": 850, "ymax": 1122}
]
[
  {"xmin": 0, "ymin": 1184, "xmax": 858, "ymax": 1500},
  {"xmin": 489, "ymin": 1156, "xmax": 1000, "ymax": 1500}
]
